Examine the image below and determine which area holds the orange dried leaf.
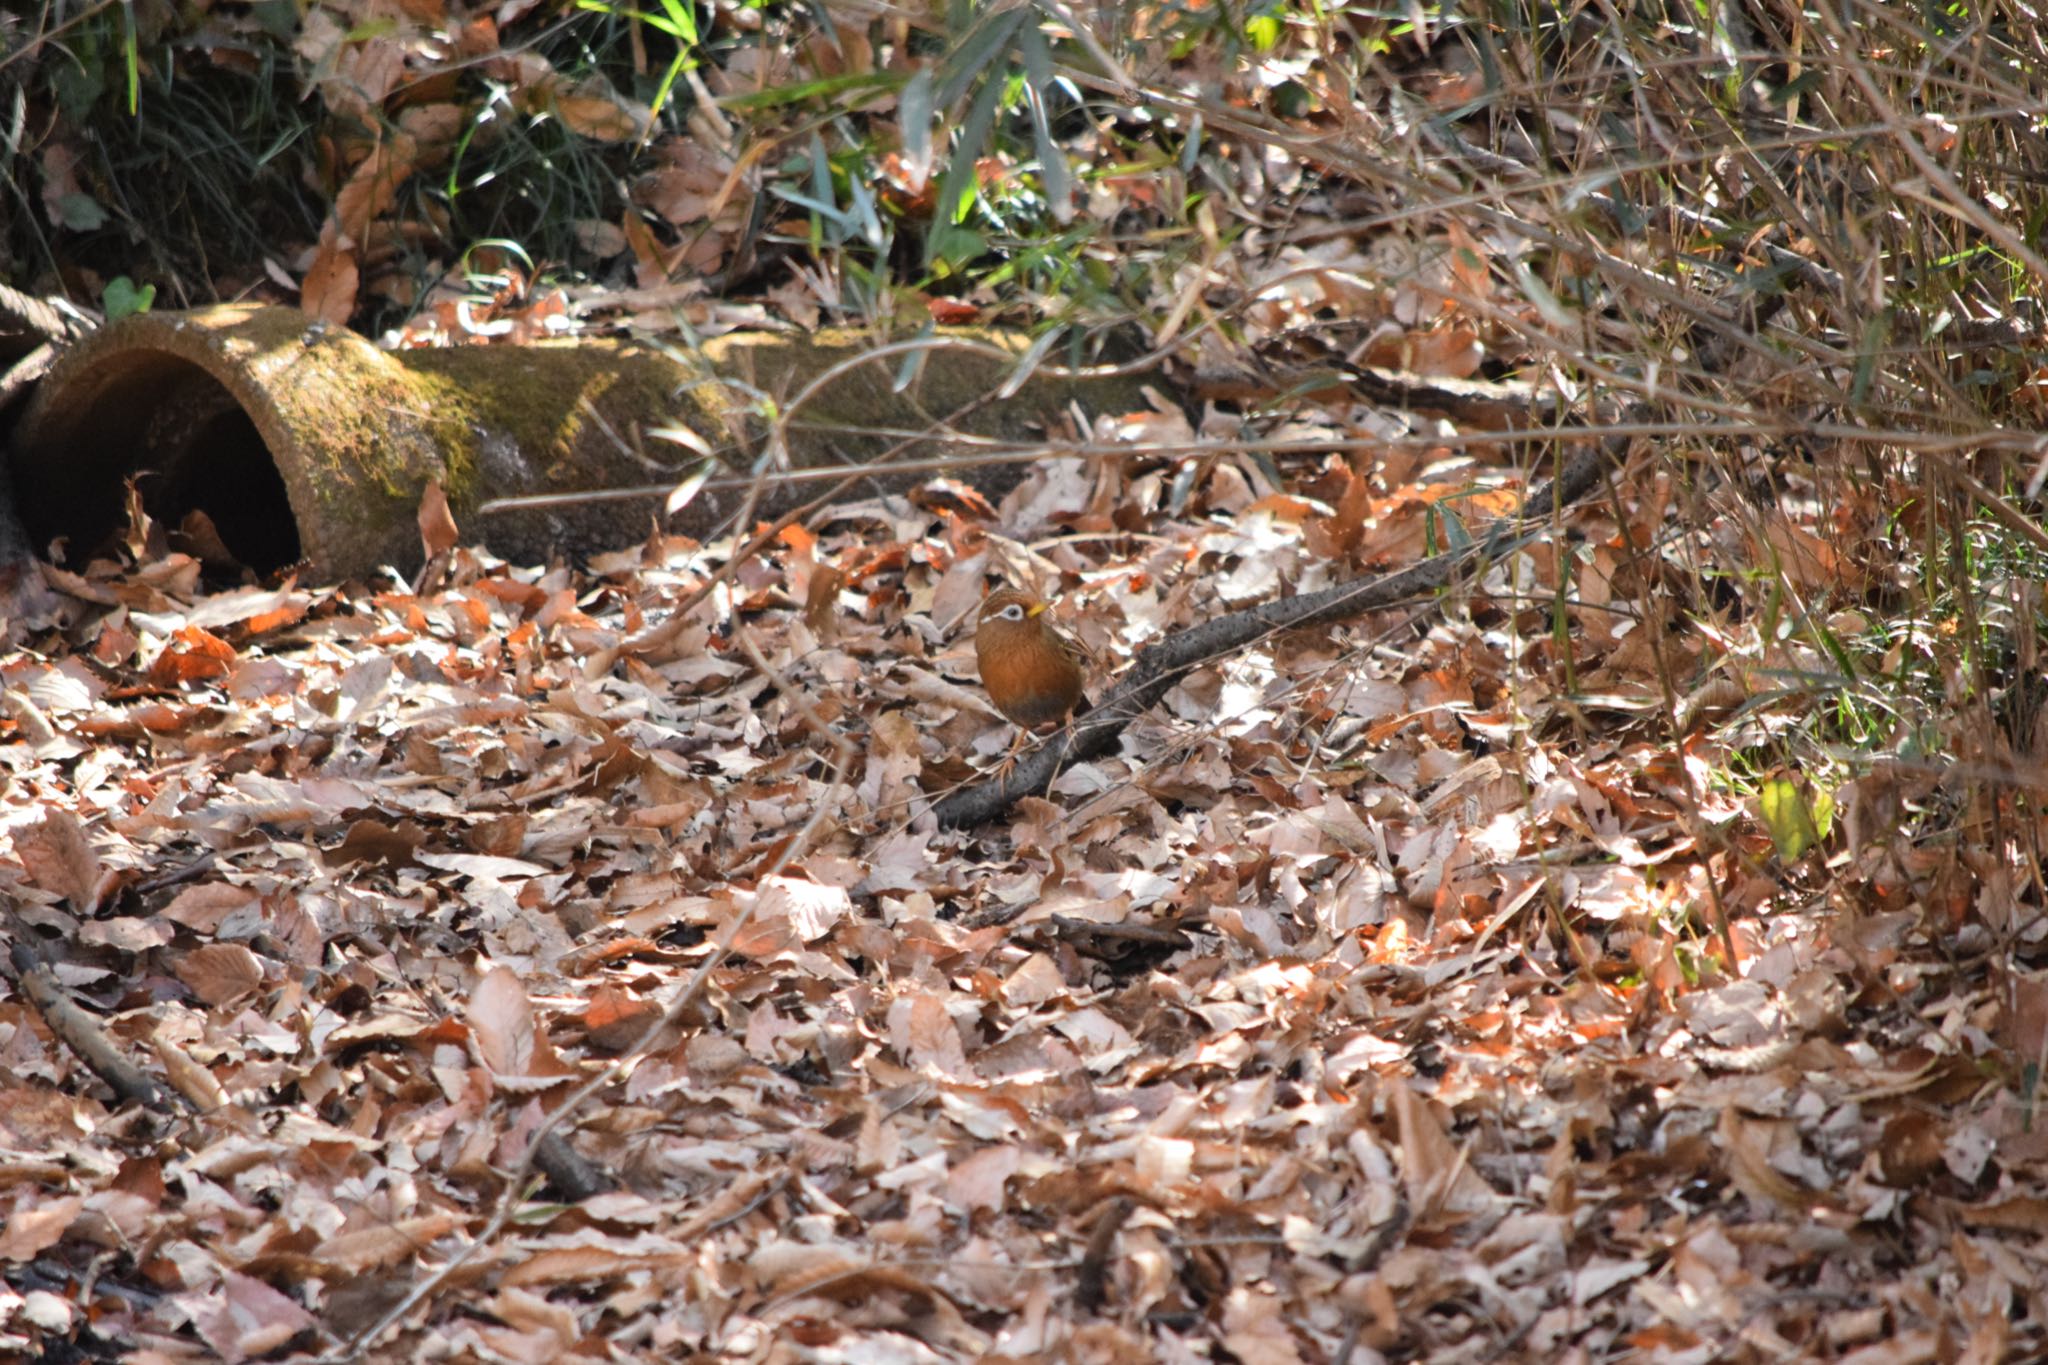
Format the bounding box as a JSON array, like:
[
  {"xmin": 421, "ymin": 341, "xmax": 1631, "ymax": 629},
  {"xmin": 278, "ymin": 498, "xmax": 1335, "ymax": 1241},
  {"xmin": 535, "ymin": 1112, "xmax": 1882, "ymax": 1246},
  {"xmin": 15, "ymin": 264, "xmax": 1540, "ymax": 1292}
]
[
  {"xmin": 301, "ymin": 237, "xmax": 359, "ymax": 326},
  {"xmin": 418, "ymin": 480, "xmax": 459, "ymax": 558}
]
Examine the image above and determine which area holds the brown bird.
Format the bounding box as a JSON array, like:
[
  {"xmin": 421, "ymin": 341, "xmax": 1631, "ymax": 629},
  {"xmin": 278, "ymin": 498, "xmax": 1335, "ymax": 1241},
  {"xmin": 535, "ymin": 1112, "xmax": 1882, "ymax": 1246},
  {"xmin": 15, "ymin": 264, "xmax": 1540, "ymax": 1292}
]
[{"xmin": 974, "ymin": 588, "xmax": 1093, "ymax": 739}]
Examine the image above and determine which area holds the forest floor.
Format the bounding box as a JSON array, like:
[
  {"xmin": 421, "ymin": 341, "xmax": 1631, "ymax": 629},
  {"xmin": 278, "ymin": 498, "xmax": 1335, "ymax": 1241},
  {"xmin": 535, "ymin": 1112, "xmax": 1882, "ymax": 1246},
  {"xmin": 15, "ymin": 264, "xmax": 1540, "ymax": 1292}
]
[{"xmin": 4, "ymin": 3, "xmax": 2048, "ymax": 1362}]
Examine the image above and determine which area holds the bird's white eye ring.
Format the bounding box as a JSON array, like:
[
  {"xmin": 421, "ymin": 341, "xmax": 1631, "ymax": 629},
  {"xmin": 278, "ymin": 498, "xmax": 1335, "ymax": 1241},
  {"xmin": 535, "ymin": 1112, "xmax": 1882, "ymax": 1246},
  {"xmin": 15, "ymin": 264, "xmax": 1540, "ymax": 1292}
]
[{"xmin": 1000, "ymin": 604, "xmax": 1025, "ymax": 621}]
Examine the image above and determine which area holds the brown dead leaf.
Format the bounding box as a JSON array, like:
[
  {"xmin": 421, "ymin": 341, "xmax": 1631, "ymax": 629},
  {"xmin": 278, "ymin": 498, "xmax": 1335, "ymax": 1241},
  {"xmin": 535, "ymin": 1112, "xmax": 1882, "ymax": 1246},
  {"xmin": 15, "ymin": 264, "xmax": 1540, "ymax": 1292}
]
[
  {"xmin": 1957, "ymin": 1194, "xmax": 2048, "ymax": 1230},
  {"xmin": 1752, "ymin": 511, "xmax": 1861, "ymax": 594},
  {"xmin": 1441, "ymin": 219, "xmax": 1493, "ymax": 302},
  {"xmin": 313, "ymin": 1214, "xmax": 466, "ymax": 1276},
  {"xmin": 621, "ymin": 209, "xmax": 689, "ymax": 288},
  {"xmin": 335, "ymin": 131, "xmax": 418, "ymax": 242},
  {"xmin": 13, "ymin": 807, "xmax": 112, "ymax": 912},
  {"xmin": 1304, "ymin": 468, "xmax": 1370, "ymax": 560},
  {"xmin": 37, "ymin": 142, "xmax": 91, "ymax": 229},
  {"xmin": 1221, "ymin": 1286, "xmax": 1307, "ymax": 1365},
  {"xmin": 548, "ymin": 77, "xmax": 653, "ymax": 143},
  {"xmin": 186, "ymin": 1270, "xmax": 318, "ymax": 1364},
  {"xmin": 0, "ymin": 1196, "xmax": 83, "ymax": 1261},
  {"xmin": 325, "ymin": 818, "xmax": 428, "ymax": 870},
  {"xmin": 1361, "ymin": 325, "xmax": 1484, "ymax": 378},
  {"xmin": 581, "ymin": 982, "xmax": 659, "ymax": 1055},
  {"xmin": 468, "ymin": 966, "xmax": 575, "ymax": 1086},
  {"xmin": 152, "ymin": 1031, "xmax": 230, "ymax": 1110},
  {"xmin": 75, "ymin": 915, "xmax": 173, "ymax": 953},
  {"xmin": 946, "ymin": 1144, "xmax": 1019, "ymax": 1213},
  {"xmin": 1717, "ymin": 1107, "xmax": 1815, "ymax": 1211},
  {"xmin": 497, "ymin": 1236, "xmax": 695, "ymax": 1289},
  {"xmin": 418, "ymin": 481, "xmax": 459, "ymax": 559},
  {"xmin": 1391, "ymin": 1084, "xmax": 1499, "ymax": 1222},
  {"xmin": 174, "ymin": 943, "xmax": 266, "ymax": 1007},
  {"xmin": 2001, "ymin": 971, "xmax": 2048, "ymax": 1065},
  {"xmin": 301, "ymin": 230, "xmax": 360, "ymax": 326},
  {"xmin": 173, "ymin": 509, "xmax": 240, "ymax": 570}
]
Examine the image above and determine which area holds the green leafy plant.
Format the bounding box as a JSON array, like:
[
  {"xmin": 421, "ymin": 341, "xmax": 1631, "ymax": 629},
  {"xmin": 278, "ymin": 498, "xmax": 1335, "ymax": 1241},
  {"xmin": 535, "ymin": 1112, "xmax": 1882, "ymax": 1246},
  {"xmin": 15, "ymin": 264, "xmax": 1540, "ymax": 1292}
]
[
  {"xmin": 100, "ymin": 276, "xmax": 153, "ymax": 319},
  {"xmin": 1758, "ymin": 773, "xmax": 1834, "ymax": 863}
]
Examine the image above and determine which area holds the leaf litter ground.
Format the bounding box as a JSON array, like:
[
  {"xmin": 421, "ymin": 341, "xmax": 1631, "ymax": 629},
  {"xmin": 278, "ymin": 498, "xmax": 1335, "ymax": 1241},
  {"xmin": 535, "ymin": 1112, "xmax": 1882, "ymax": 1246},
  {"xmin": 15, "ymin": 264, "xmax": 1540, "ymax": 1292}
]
[{"xmin": 0, "ymin": 444, "xmax": 2040, "ymax": 1364}]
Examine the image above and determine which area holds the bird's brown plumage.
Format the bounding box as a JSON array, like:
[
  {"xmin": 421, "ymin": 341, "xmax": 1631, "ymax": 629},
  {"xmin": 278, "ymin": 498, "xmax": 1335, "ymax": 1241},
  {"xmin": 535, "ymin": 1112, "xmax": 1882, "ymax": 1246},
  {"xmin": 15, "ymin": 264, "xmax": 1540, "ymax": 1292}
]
[{"xmin": 973, "ymin": 587, "xmax": 1092, "ymax": 729}]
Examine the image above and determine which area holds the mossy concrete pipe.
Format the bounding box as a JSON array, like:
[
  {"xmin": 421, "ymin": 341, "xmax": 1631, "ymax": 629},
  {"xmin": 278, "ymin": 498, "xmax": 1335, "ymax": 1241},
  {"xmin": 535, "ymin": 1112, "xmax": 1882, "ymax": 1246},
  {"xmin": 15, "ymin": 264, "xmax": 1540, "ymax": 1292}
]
[{"xmin": 9, "ymin": 305, "xmax": 1153, "ymax": 580}]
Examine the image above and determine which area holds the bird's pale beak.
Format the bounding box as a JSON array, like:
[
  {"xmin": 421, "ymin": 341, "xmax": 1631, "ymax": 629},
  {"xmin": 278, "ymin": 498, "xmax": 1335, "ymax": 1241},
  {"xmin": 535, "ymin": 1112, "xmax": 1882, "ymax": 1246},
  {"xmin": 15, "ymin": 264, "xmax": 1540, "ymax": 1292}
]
[{"xmin": 1026, "ymin": 602, "xmax": 1047, "ymax": 617}]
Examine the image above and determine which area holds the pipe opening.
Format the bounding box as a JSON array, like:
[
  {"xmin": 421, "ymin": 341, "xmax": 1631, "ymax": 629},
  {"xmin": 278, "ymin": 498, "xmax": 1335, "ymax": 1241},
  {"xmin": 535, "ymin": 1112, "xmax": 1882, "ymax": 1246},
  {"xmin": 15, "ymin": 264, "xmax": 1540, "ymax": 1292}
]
[{"xmin": 14, "ymin": 353, "xmax": 300, "ymax": 573}]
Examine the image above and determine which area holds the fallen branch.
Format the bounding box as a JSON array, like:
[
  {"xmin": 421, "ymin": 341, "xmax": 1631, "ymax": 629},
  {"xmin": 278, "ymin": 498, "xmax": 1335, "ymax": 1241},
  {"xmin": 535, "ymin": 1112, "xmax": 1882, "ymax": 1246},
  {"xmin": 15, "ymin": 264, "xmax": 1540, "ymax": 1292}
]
[
  {"xmin": 931, "ymin": 446, "xmax": 1609, "ymax": 828},
  {"xmin": 5, "ymin": 930, "xmax": 172, "ymax": 1113}
]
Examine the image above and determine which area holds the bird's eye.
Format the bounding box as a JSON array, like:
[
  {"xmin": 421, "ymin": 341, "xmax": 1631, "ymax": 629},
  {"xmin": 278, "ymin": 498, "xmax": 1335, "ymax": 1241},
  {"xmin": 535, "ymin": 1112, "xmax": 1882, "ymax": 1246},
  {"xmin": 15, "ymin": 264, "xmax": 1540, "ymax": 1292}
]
[{"xmin": 1000, "ymin": 604, "xmax": 1025, "ymax": 621}]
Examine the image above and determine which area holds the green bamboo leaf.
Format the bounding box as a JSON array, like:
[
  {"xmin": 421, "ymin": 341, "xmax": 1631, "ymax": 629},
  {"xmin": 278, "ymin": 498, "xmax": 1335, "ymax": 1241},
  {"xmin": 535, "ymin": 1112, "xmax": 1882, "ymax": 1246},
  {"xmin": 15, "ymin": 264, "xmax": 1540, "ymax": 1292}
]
[
  {"xmin": 849, "ymin": 171, "xmax": 884, "ymax": 250},
  {"xmin": 120, "ymin": 0, "xmax": 139, "ymax": 115},
  {"xmin": 1019, "ymin": 18, "xmax": 1054, "ymax": 91},
  {"xmin": 925, "ymin": 63, "xmax": 1008, "ymax": 266},
  {"xmin": 998, "ymin": 326, "xmax": 1066, "ymax": 399},
  {"xmin": 717, "ymin": 71, "xmax": 902, "ymax": 112},
  {"xmin": 663, "ymin": 459, "xmax": 716, "ymax": 517},
  {"xmin": 1428, "ymin": 502, "xmax": 1471, "ymax": 553},
  {"xmin": 900, "ymin": 64, "xmax": 935, "ymax": 188},
  {"xmin": 895, "ymin": 322, "xmax": 937, "ymax": 392},
  {"xmin": 936, "ymin": 7, "xmax": 1030, "ymax": 110},
  {"xmin": 1512, "ymin": 259, "xmax": 1577, "ymax": 329},
  {"xmin": 1019, "ymin": 23, "xmax": 1070, "ymax": 215},
  {"xmin": 766, "ymin": 186, "xmax": 850, "ymax": 226}
]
